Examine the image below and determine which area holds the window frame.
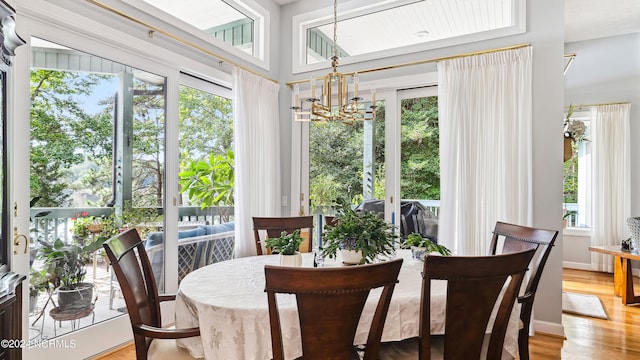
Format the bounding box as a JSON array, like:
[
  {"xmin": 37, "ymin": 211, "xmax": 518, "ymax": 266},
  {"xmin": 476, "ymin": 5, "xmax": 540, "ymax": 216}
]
[{"xmin": 0, "ymin": 71, "xmax": 6, "ymax": 266}]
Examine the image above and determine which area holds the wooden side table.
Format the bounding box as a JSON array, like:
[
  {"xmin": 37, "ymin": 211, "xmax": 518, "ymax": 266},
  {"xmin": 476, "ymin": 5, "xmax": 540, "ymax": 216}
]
[
  {"xmin": 589, "ymin": 245, "xmax": 640, "ymax": 304},
  {"xmin": 49, "ymin": 304, "xmax": 95, "ymax": 336}
]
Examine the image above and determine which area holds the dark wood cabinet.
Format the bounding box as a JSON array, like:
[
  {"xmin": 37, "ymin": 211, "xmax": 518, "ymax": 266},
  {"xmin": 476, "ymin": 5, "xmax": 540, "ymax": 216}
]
[{"xmin": 0, "ymin": 270, "xmax": 26, "ymax": 360}]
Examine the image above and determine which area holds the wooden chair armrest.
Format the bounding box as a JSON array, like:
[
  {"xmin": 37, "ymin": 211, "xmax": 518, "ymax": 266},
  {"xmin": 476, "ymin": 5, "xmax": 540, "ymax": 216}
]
[
  {"xmin": 158, "ymin": 294, "xmax": 177, "ymax": 302},
  {"xmin": 518, "ymin": 292, "xmax": 534, "ymax": 304},
  {"xmin": 134, "ymin": 324, "xmax": 200, "ymax": 339}
]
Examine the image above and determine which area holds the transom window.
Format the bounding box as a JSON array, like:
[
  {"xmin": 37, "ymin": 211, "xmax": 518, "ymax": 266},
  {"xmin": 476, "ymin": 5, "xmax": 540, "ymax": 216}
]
[
  {"xmin": 294, "ymin": 0, "xmax": 526, "ymax": 73},
  {"xmin": 122, "ymin": 0, "xmax": 269, "ymax": 69}
]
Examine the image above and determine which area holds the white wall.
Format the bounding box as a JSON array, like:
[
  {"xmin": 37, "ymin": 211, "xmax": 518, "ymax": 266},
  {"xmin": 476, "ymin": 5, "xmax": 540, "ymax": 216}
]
[
  {"xmin": 563, "ymin": 33, "xmax": 640, "ymax": 269},
  {"xmin": 278, "ymin": 0, "xmax": 566, "ymax": 336}
]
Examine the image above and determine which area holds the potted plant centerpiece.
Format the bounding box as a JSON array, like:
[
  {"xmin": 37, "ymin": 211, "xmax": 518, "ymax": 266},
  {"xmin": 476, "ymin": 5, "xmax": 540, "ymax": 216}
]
[
  {"xmin": 265, "ymin": 230, "xmax": 304, "ymax": 266},
  {"xmin": 401, "ymin": 232, "xmax": 451, "ymax": 261},
  {"xmin": 321, "ymin": 198, "xmax": 398, "ymax": 265}
]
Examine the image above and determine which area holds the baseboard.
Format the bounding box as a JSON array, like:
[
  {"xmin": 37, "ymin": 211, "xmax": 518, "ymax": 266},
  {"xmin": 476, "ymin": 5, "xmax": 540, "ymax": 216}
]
[
  {"xmin": 533, "ymin": 319, "xmax": 565, "ymax": 338},
  {"xmin": 89, "ymin": 340, "xmax": 134, "ymax": 359},
  {"xmin": 563, "ymin": 261, "xmax": 591, "ymax": 270}
]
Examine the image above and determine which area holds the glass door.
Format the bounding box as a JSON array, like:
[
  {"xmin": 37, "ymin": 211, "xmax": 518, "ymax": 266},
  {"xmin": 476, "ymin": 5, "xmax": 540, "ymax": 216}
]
[
  {"xmin": 306, "ymin": 97, "xmax": 385, "ymax": 239},
  {"xmin": 396, "ymin": 87, "xmax": 440, "ymax": 241},
  {"xmin": 23, "ymin": 36, "xmax": 168, "ymax": 356},
  {"xmin": 297, "ymin": 84, "xmax": 440, "ymax": 245}
]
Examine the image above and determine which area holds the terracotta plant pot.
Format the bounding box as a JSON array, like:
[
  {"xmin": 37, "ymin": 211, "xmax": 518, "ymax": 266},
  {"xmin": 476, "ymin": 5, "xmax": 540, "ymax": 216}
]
[{"xmin": 563, "ymin": 137, "xmax": 573, "ymax": 162}]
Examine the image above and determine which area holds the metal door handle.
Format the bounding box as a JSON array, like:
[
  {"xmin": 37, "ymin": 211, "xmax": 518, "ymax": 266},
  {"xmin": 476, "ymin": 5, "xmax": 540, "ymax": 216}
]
[{"xmin": 13, "ymin": 227, "xmax": 28, "ymax": 255}]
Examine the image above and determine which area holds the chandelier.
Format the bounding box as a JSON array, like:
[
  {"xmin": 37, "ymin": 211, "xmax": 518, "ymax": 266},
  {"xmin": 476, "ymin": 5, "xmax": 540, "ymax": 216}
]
[{"xmin": 291, "ymin": 0, "xmax": 376, "ymax": 122}]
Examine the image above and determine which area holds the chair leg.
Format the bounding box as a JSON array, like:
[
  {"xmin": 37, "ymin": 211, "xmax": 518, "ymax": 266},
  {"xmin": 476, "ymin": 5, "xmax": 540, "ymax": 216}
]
[{"xmin": 518, "ymin": 325, "xmax": 530, "ymax": 360}]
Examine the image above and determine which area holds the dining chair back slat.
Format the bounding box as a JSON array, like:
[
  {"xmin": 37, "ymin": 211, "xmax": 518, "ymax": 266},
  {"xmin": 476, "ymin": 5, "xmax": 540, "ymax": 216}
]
[
  {"xmin": 253, "ymin": 216, "xmax": 314, "ymax": 255},
  {"xmin": 489, "ymin": 221, "xmax": 558, "ymax": 360},
  {"xmin": 264, "ymin": 258, "xmax": 403, "ymax": 360}
]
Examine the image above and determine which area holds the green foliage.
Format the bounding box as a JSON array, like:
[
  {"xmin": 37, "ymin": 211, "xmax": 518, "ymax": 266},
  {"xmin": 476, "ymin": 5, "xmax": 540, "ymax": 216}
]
[
  {"xmin": 563, "ymin": 141, "xmax": 579, "ymax": 203},
  {"xmin": 265, "ymin": 230, "xmax": 304, "ymax": 255},
  {"xmin": 321, "ymin": 197, "xmax": 398, "ymax": 263},
  {"xmin": 29, "ymin": 268, "xmax": 50, "ymax": 297},
  {"xmin": 400, "ymin": 96, "xmax": 440, "ymax": 200},
  {"xmin": 131, "ymin": 78, "xmax": 166, "ymax": 207},
  {"xmin": 37, "ymin": 235, "xmax": 106, "ymax": 289},
  {"xmin": 309, "ymin": 97, "xmax": 440, "ymax": 213},
  {"xmin": 30, "ymin": 70, "xmax": 115, "ymax": 207},
  {"xmin": 178, "ymin": 86, "xmax": 233, "ymax": 158},
  {"xmin": 401, "ymin": 233, "xmax": 451, "ymax": 256},
  {"xmin": 179, "ymin": 150, "xmax": 235, "ymax": 208}
]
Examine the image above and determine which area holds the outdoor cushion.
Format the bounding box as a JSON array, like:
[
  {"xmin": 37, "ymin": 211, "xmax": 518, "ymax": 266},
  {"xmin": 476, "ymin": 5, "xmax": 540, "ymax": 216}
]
[
  {"xmin": 200, "ymin": 222, "xmax": 235, "ymax": 235},
  {"xmin": 146, "ymin": 226, "xmax": 208, "ymax": 248}
]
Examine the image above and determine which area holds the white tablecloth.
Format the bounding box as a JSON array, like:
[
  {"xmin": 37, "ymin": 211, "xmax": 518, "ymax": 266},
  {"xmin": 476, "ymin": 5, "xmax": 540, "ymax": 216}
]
[{"xmin": 175, "ymin": 250, "xmax": 519, "ymax": 360}]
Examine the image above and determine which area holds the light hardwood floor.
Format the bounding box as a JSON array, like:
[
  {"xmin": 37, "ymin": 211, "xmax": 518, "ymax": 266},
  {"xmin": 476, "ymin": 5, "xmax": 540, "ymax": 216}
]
[{"xmin": 96, "ymin": 268, "xmax": 640, "ymax": 359}]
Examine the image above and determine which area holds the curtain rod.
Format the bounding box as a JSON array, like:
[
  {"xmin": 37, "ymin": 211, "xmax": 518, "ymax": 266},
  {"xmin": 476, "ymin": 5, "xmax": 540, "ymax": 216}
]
[
  {"xmin": 566, "ymin": 101, "xmax": 630, "ymax": 109},
  {"xmin": 86, "ymin": 0, "xmax": 278, "ymax": 84},
  {"xmin": 285, "ymin": 43, "xmax": 531, "ymax": 87}
]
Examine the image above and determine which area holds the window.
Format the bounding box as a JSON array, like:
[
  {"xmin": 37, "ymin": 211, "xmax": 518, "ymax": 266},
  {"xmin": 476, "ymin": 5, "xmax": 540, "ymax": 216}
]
[
  {"xmin": 563, "ymin": 110, "xmax": 592, "ymax": 228},
  {"xmin": 308, "ymin": 99, "xmax": 385, "ymax": 214},
  {"xmin": 177, "ymin": 74, "xmax": 233, "ymax": 222},
  {"xmin": 293, "ymin": 0, "xmax": 526, "ymax": 73},
  {"xmin": 123, "ymin": 0, "xmax": 269, "ymax": 69},
  {"xmin": 29, "ymin": 37, "xmax": 166, "ymax": 340}
]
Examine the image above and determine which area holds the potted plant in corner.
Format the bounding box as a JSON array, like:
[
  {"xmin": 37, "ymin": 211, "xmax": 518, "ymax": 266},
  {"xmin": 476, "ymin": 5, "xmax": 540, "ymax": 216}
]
[
  {"xmin": 37, "ymin": 214, "xmax": 112, "ymax": 312},
  {"xmin": 400, "ymin": 232, "xmax": 451, "ymax": 261},
  {"xmin": 265, "ymin": 230, "xmax": 304, "ymax": 267},
  {"xmin": 321, "ymin": 198, "xmax": 398, "ymax": 265},
  {"xmin": 28, "ymin": 268, "xmax": 49, "ymax": 314}
]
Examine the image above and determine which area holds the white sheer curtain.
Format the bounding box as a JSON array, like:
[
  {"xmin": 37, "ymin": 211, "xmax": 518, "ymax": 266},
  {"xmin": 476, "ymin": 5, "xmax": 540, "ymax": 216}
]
[
  {"xmin": 591, "ymin": 104, "xmax": 631, "ymax": 272},
  {"xmin": 232, "ymin": 68, "xmax": 281, "ymax": 257},
  {"xmin": 438, "ymin": 46, "xmax": 533, "ymax": 256}
]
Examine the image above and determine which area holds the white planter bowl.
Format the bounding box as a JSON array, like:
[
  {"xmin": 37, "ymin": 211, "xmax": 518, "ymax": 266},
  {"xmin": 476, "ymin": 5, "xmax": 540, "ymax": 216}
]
[
  {"xmin": 279, "ymin": 252, "xmax": 302, "ymax": 267},
  {"xmin": 340, "ymin": 249, "xmax": 363, "ymax": 265}
]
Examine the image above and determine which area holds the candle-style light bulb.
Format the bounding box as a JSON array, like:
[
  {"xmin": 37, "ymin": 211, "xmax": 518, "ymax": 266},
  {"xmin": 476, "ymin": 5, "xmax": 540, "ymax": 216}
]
[
  {"xmin": 310, "ymin": 73, "xmax": 316, "ymax": 100},
  {"xmin": 292, "ymin": 84, "xmax": 300, "ymax": 110}
]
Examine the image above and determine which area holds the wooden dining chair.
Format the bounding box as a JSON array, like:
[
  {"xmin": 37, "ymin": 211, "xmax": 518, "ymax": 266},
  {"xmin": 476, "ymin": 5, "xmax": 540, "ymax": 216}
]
[
  {"xmin": 253, "ymin": 216, "xmax": 314, "ymax": 255},
  {"xmin": 489, "ymin": 221, "xmax": 558, "ymax": 360},
  {"xmin": 103, "ymin": 228, "xmax": 200, "ymax": 360},
  {"xmin": 379, "ymin": 249, "xmax": 536, "ymax": 360},
  {"xmin": 264, "ymin": 258, "xmax": 403, "ymax": 360}
]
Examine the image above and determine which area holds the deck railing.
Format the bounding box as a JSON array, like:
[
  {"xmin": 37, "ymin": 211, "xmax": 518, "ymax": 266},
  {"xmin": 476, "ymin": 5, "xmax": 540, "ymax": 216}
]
[
  {"xmin": 29, "ymin": 201, "xmax": 579, "ymax": 245},
  {"xmin": 30, "ymin": 206, "xmax": 235, "ymax": 244}
]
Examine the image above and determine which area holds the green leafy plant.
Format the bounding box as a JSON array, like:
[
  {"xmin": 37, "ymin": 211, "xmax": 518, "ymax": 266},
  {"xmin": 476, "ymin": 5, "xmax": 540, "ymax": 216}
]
[
  {"xmin": 179, "ymin": 150, "xmax": 234, "ymax": 209},
  {"xmin": 265, "ymin": 230, "xmax": 304, "ymax": 255},
  {"xmin": 401, "ymin": 233, "xmax": 451, "ymax": 256},
  {"xmin": 38, "ymin": 235, "xmax": 107, "ymax": 289},
  {"xmin": 29, "ymin": 268, "xmax": 50, "ymax": 298},
  {"xmin": 321, "ymin": 197, "xmax": 398, "ymax": 264}
]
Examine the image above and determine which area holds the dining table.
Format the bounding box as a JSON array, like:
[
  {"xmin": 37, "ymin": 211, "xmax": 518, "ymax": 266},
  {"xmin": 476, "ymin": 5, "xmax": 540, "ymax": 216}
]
[{"xmin": 174, "ymin": 249, "xmax": 520, "ymax": 360}]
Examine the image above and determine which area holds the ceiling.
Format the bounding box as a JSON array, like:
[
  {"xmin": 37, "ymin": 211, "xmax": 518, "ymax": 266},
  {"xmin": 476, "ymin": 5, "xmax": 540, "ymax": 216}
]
[
  {"xmin": 276, "ymin": 0, "xmax": 640, "ymax": 43},
  {"xmin": 565, "ymin": 0, "xmax": 640, "ymax": 42}
]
